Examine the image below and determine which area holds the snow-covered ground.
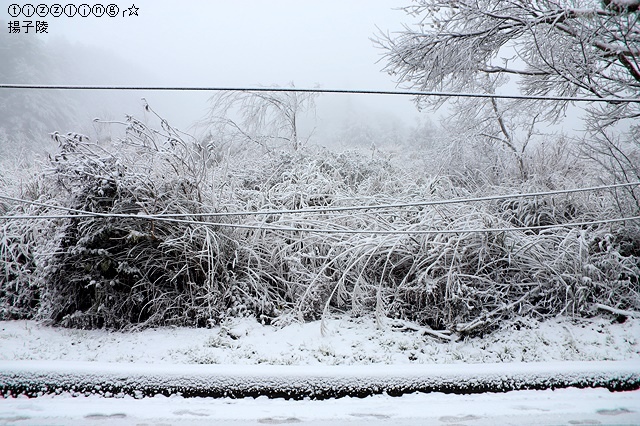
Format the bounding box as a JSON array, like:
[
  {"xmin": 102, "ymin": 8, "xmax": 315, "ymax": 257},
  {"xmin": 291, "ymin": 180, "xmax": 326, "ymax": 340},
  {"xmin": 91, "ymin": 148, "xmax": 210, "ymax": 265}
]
[
  {"xmin": 1, "ymin": 315, "xmax": 639, "ymax": 425},
  {"xmin": 1, "ymin": 315, "xmax": 638, "ymax": 365},
  {"xmin": 2, "ymin": 388, "xmax": 639, "ymax": 425}
]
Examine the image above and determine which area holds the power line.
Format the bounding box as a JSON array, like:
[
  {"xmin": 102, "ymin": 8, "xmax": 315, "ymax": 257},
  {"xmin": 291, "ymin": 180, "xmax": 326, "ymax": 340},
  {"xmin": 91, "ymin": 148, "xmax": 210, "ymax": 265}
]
[
  {"xmin": 0, "ymin": 181, "xmax": 638, "ymax": 218},
  {"xmin": 0, "ymin": 84, "xmax": 638, "ymax": 104},
  {"xmin": 0, "ymin": 211, "xmax": 637, "ymax": 234},
  {"xmin": 1, "ymin": 183, "xmax": 639, "ymax": 235}
]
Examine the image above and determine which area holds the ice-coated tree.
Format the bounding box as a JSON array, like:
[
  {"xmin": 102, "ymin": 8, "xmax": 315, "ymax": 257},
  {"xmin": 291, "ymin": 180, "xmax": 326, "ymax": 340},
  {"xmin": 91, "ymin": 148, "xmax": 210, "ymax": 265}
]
[
  {"xmin": 375, "ymin": 0, "xmax": 639, "ymax": 194},
  {"xmin": 204, "ymin": 82, "xmax": 319, "ymax": 151},
  {"xmin": 375, "ymin": 0, "xmax": 639, "ymax": 126}
]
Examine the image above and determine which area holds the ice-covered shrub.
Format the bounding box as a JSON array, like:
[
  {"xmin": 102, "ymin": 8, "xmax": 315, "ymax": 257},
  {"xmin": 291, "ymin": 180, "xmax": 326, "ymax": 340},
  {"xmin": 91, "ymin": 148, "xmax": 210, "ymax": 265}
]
[
  {"xmin": 1, "ymin": 111, "xmax": 638, "ymax": 334},
  {"xmin": 0, "ymin": 158, "xmax": 53, "ymax": 320},
  {"xmin": 0, "ymin": 218, "xmax": 40, "ymax": 319},
  {"xmin": 32, "ymin": 120, "xmax": 239, "ymax": 329}
]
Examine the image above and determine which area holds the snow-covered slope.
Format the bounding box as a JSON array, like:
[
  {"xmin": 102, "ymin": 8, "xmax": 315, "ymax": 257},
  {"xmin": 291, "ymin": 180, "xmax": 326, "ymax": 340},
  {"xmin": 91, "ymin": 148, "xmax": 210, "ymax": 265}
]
[{"xmin": 1, "ymin": 315, "xmax": 638, "ymax": 365}]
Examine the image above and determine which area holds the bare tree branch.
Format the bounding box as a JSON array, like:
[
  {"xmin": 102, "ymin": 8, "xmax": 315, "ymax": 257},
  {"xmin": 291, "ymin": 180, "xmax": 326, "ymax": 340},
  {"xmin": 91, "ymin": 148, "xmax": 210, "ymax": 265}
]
[
  {"xmin": 201, "ymin": 83, "xmax": 319, "ymax": 152},
  {"xmin": 374, "ymin": 0, "xmax": 640, "ymax": 126}
]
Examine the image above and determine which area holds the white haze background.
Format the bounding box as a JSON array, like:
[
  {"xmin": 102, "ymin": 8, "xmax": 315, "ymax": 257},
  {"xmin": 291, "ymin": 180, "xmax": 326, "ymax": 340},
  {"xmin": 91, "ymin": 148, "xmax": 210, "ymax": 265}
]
[{"xmin": 12, "ymin": 0, "xmax": 424, "ymax": 140}]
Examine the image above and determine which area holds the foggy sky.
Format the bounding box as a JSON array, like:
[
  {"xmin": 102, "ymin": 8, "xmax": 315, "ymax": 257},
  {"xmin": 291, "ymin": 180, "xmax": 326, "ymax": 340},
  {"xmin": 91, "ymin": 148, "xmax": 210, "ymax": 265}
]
[{"xmin": 24, "ymin": 0, "xmax": 424, "ymax": 132}]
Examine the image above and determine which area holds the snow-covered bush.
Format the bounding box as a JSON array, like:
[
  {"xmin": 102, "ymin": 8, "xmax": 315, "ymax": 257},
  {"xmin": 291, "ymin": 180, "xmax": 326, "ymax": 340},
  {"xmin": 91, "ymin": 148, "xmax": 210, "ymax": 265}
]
[
  {"xmin": 1, "ymin": 111, "xmax": 638, "ymax": 334},
  {"xmin": 0, "ymin": 155, "xmax": 51, "ymax": 320},
  {"xmin": 0, "ymin": 216, "xmax": 40, "ymax": 319},
  {"xmin": 31, "ymin": 119, "xmax": 242, "ymax": 329}
]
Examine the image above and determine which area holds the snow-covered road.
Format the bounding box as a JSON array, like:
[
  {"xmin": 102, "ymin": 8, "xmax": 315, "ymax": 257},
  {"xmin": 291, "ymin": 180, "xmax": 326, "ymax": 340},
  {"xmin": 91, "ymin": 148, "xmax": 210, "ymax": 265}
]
[{"xmin": 2, "ymin": 388, "xmax": 639, "ymax": 425}]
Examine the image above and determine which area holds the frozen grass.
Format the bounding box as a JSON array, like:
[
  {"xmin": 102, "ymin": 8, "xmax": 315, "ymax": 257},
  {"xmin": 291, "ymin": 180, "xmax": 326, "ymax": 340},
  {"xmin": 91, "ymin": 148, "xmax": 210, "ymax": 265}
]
[{"xmin": 0, "ymin": 111, "xmax": 638, "ymax": 335}]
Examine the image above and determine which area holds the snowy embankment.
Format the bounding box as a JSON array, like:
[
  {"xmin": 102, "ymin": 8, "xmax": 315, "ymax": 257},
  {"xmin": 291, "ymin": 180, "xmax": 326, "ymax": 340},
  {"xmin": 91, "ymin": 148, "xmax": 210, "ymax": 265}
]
[
  {"xmin": 2, "ymin": 359, "xmax": 639, "ymax": 399},
  {"xmin": 1, "ymin": 316, "xmax": 639, "ymax": 398},
  {"xmin": 2, "ymin": 315, "xmax": 639, "ymax": 365}
]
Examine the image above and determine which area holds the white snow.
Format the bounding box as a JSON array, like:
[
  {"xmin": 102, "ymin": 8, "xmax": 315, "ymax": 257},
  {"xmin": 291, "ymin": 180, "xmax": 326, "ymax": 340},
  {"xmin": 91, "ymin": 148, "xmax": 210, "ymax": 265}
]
[
  {"xmin": 1, "ymin": 315, "xmax": 639, "ymax": 424},
  {"xmin": 2, "ymin": 359, "xmax": 638, "ymax": 399},
  {"xmin": 2, "ymin": 388, "xmax": 639, "ymax": 425},
  {"xmin": 1, "ymin": 315, "xmax": 638, "ymax": 365}
]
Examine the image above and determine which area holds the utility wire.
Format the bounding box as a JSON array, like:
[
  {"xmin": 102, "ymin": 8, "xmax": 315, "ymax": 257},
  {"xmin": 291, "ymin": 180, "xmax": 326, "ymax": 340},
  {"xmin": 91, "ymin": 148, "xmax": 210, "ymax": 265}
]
[
  {"xmin": 1, "ymin": 84, "xmax": 638, "ymax": 103},
  {"xmin": 0, "ymin": 181, "xmax": 638, "ymax": 218},
  {"xmin": 0, "ymin": 211, "xmax": 637, "ymax": 234}
]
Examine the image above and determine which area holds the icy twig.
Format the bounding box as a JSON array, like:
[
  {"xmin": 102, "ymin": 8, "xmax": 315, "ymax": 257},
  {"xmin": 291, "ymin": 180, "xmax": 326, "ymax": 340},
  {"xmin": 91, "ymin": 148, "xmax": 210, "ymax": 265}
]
[
  {"xmin": 388, "ymin": 319, "xmax": 457, "ymax": 342},
  {"xmin": 596, "ymin": 303, "xmax": 639, "ymax": 318}
]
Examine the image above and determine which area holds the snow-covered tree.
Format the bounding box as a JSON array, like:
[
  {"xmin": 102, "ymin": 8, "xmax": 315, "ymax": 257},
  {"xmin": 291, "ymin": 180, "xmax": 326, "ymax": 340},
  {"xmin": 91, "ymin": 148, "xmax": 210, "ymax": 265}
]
[
  {"xmin": 375, "ymin": 0, "xmax": 639, "ymax": 197},
  {"xmin": 204, "ymin": 83, "xmax": 318, "ymax": 151},
  {"xmin": 375, "ymin": 0, "xmax": 639, "ymax": 126}
]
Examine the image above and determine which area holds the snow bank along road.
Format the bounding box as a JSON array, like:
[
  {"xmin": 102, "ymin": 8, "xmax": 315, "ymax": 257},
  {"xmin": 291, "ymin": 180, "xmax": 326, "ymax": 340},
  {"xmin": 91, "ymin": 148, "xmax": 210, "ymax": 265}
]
[{"xmin": 1, "ymin": 360, "xmax": 638, "ymax": 399}]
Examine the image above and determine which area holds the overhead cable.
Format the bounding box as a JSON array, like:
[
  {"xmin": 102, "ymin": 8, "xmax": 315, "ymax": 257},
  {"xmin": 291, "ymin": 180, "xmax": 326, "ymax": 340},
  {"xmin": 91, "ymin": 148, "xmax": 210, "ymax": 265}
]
[
  {"xmin": 0, "ymin": 181, "xmax": 638, "ymax": 218},
  {"xmin": 1, "ymin": 84, "xmax": 638, "ymax": 103}
]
